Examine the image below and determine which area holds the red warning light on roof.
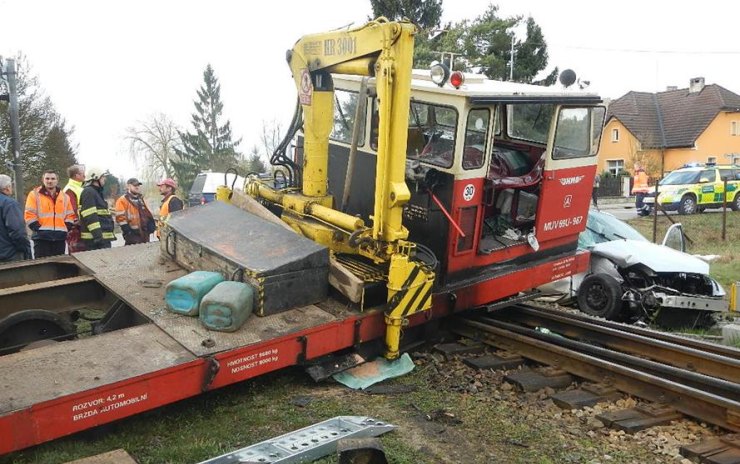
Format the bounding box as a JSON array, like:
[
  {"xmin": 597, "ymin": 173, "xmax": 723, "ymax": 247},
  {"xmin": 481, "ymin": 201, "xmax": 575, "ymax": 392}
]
[{"xmin": 450, "ymin": 71, "xmax": 465, "ymax": 89}]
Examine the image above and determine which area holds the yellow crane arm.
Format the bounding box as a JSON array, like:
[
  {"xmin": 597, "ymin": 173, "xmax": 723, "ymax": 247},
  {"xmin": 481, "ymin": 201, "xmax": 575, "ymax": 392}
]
[
  {"xmin": 287, "ymin": 18, "xmax": 416, "ymax": 244},
  {"xmin": 246, "ymin": 19, "xmax": 433, "ymax": 360}
]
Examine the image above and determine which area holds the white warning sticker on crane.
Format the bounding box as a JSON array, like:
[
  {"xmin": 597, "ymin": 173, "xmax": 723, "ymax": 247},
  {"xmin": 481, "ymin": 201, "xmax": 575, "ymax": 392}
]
[{"xmin": 299, "ymin": 69, "xmax": 313, "ymax": 105}]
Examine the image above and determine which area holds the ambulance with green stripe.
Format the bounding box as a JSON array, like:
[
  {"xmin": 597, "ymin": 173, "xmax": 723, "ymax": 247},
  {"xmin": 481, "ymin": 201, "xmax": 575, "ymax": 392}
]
[{"xmin": 643, "ymin": 163, "xmax": 740, "ymax": 215}]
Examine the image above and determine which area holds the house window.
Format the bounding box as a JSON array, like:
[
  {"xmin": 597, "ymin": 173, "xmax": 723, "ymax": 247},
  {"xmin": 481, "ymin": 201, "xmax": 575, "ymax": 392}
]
[
  {"xmin": 732, "ymin": 121, "xmax": 739, "ymax": 136},
  {"xmin": 607, "ymin": 159, "xmax": 624, "ymax": 175},
  {"xmin": 611, "ymin": 128, "xmax": 619, "ymax": 142},
  {"xmin": 708, "ymin": 156, "xmax": 717, "ymax": 164}
]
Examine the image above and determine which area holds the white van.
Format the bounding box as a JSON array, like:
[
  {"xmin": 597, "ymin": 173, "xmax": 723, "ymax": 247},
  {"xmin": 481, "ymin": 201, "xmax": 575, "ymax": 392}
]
[{"xmin": 188, "ymin": 172, "xmax": 246, "ymax": 206}]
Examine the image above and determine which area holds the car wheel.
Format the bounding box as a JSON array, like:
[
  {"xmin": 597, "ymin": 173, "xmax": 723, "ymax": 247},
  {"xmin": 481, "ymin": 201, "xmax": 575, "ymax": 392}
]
[
  {"xmin": 732, "ymin": 193, "xmax": 740, "ymax": 212},
  {"xmin": 576, "ymin": 273, "xmax": 624, "ymax": 320},
  {"xmin": 678, "ymin": 195, "xmax": 697, "ymax": 215}
]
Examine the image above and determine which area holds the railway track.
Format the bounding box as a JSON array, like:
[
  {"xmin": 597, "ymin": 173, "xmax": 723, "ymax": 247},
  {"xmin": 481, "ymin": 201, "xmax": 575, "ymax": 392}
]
[{"xmin": 450, "ymin": 304, "xmax": 740, "ymax": 432}]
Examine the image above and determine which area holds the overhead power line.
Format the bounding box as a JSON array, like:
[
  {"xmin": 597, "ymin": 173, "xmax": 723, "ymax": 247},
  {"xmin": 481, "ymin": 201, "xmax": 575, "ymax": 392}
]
[{"xmin": 553, "ymin": 44, "xmax": 740, "ymax": 55}]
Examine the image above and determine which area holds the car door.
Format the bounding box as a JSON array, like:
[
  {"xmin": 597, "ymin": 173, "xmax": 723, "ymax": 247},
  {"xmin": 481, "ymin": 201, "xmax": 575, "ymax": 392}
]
[
  {"xmin": 720, "ymin": 168, "xmax": 738, "ymax": 204},
  {"xmin": 662, "ymin": 223, "xmax": 686, "ymax": 252},
  {"xmin": 698, "ymin": 169, "xmax": 717, "ymax": 204}
]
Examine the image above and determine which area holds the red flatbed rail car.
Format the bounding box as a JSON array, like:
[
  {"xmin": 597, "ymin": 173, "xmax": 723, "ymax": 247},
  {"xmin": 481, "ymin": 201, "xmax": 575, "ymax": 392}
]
[{"xmin": 0, "ymin": 239, "xmax": 588, "ymax": 454}]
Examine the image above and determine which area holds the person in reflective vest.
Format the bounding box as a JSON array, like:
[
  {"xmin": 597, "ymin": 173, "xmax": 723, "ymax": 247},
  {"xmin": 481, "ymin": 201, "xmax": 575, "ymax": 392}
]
[
  {"xmin": 114, "ymin": 178, "xmax": 155, "ymax": 245},
  {"xmin": 631, "ymin": 166, "xmax": 651, "ymax": 213},
  {"xmin": 156, "ymin": 178, "xmax": 183, "ymax": 239},
  {"xmin": 63, "ymin": 164, "xmax": 86, "ymax": 253},
  {"xmin": 79, "ymin": 169, "xmax": 116, "ymax": 250},
  {"xmin": 24, "ymin": 170, "xmax": 76, "ymax": 258}
]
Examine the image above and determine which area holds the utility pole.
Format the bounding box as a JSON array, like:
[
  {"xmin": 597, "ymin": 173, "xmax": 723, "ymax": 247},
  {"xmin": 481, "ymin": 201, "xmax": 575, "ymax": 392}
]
[
  {"xmin": 508, "ymin": 35, "xmax": 515, "ymax": 81},
  {"xmin": 2, "ymin": 59, "xmax": 24, "ymax": 196}
]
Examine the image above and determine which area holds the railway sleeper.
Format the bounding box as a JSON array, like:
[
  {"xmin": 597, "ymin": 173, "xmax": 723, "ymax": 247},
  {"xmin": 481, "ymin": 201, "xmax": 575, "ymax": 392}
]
[
  {"xmin": 680, "ymin": 433, "xmax": 740, "ymax": 464},
  {"xmin": 454, "ymin": 337, "xmax": 718, "ymax": 433},
  {"xmin": 457, "ymin": 344, "xmax": 692, "ymax": 434}
]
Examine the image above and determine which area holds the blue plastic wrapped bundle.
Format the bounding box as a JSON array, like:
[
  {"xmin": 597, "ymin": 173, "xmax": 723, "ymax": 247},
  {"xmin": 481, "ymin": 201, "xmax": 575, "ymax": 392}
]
[
  {"xmin": 199, "ymin": 281, "xmax": 254, "ymax": 332},
  {"xmin": 165, "ymin": 271, "xmax": 225, "ymax": 316}
]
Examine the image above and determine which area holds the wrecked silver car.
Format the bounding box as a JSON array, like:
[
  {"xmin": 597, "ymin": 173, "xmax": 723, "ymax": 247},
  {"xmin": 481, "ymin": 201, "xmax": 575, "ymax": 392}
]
[{"xmin": 542, "ymin": 210, "xmax": 726, "ymax": 326}]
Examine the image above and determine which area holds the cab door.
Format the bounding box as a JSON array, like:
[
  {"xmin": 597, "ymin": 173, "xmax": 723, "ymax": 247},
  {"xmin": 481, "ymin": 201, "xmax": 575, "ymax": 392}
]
[{"xmin": 536, "ymin": 106, "xmax": 605, "ymax": 243}]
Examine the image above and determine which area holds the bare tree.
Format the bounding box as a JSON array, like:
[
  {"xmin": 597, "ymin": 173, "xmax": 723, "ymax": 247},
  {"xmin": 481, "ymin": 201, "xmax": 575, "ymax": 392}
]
[
  {"xmin": 125, "ymin": 113, "xmax": 181, "ymax": 182},
  {"xmin": 260, "ymin": 118, "xmax": 283, "ymax": 159},
  {"xmin": 627, "ymin": 138, "xmax": 661, "ymax": 177}
]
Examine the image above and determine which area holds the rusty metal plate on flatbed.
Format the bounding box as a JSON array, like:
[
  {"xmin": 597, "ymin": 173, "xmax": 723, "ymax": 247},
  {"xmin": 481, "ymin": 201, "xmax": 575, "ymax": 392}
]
[
  {"xmin": 74, "ymin": 242, "xmax": 337, "ymax": 357},
  {"xmin": 0, "ymin": 324, "xmax": 195, "ymax": 414}
]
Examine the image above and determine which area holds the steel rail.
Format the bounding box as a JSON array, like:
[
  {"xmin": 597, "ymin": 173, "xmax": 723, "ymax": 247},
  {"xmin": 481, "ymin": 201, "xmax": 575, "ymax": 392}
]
[
  {"xmin": 493, "ymin": 305, "xmax": 740, "ymax": 384},
  {"xmin": 451, "ymin": 318, "xmax": 740, "ymax": 431},
  {"xmin": 510, "ymin": 304, "xmax": 740, "ymax": 358},
  {"xmin": 474, "ymin": 315, "xmax": 739, "ymax": 399}
]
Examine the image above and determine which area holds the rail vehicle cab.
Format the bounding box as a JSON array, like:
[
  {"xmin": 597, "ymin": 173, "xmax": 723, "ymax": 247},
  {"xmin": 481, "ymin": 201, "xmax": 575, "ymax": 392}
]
[{"xmin": 305, "ymin": 68, "xmax": 605, "ymax": 289}]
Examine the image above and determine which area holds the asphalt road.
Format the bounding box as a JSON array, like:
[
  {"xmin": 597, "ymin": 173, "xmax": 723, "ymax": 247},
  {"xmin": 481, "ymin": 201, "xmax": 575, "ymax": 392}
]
[
  {"xmin": 596, "ymin": 199, "xmax": 638, "ymax": 220},
  {"xmin": 596, "ymin": 197, "xmax": 738, "ymax": 221}
]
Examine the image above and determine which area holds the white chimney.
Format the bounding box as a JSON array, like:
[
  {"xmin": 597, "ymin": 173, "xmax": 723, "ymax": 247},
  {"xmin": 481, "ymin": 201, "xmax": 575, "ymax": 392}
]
[{"xmin": 689, "ymin": 77, "xmax": 705, "ymax": 93}]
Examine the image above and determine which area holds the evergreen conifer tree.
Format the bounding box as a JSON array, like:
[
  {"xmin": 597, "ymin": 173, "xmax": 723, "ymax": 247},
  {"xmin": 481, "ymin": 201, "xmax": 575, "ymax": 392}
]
[{"xmin": 172, "ymin": 64, "xmax": 240, "ymax": 192}]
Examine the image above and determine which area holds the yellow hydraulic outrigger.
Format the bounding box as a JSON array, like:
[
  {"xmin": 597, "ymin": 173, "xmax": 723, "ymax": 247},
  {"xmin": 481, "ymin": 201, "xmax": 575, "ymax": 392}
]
[{"xmin": 245, "ymin": 18, "xmax": 434, "ymax": 359}]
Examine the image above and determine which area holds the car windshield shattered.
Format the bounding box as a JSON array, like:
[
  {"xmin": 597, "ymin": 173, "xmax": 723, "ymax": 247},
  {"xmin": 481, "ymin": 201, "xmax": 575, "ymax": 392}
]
[{"xmin": 578, "ymin": 210, "xmax": 648, "ymax": 248}]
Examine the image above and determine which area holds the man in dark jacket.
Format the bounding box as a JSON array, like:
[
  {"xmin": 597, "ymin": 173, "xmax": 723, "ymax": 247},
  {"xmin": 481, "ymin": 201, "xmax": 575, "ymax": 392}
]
[
  {"xmin": 0, "ymin": 174, "xmax": 31, "ymax": 262},
  {"xmin": 79, "ymin": 169, "xmax": 116, "ymax": 250}
]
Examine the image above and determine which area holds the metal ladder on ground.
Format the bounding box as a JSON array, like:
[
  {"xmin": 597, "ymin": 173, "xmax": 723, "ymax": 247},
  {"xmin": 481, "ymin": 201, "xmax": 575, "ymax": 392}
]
[{"xmin": 199, "ymin": 416, "xmax": 395, "ymax": 463}]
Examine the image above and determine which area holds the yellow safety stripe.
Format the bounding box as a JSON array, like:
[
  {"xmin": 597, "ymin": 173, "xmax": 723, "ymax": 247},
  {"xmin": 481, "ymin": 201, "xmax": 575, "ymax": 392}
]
[
  {"xmin": 81, "ymin": 206, "xmax": 97, "ymax": 217},
  {"xmin": 88, "ymin": 222, "xmax": 101, "ymax": 231},
  {"xmin": 81, "ymin": 232, "xmax": 115, "ymax": 240},
  {"xmin": 97, "ymin": 208, "xmax": 110, "ymax": 215}
]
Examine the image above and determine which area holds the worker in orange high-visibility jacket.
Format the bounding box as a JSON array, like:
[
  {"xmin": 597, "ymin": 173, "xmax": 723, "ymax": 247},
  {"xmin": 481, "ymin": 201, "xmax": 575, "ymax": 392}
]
[
  {"xmin": 24, "ymin": 170, "xmax": 76, "ymax": 258},
  {"xmin": 155, "ymin": 178, "xmax": 183, "ymax": 239},
  {"xmin": 79, "ymin": 169, "xmax": 116, "ymax": 250},
  {"xmin": 631, "ymin": 166, "xmax": 651, "ymax": 214},
  {"xmin": 114, "ymin": 178, "xmax": 155, "ymax": 245}
]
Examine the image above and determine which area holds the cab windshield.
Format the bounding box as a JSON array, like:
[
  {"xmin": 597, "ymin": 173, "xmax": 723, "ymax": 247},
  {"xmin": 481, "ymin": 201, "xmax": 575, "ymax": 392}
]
[{"xmin": 660, "ymin": 170, "xmax": 701, "ymax": 185}]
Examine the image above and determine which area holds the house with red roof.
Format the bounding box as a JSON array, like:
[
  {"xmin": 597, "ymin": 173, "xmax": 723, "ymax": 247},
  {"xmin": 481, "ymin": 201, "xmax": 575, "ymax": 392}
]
[{"xmin": 597, "ymin": 78, "xmax": 740, "ymax": 177}]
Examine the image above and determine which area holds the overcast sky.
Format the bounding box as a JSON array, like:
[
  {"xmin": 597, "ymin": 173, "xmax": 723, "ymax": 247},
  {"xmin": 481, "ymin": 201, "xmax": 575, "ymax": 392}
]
[{"xmin": 2, "ymin": 0, "xmax": 740, "ymax": 180}]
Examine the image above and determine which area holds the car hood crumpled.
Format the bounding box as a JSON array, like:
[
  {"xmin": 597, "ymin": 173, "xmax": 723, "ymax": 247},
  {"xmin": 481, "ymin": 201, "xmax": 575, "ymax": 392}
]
[{"xmin": 590, "ymin": 239, "xmax": 710, "ymax": 274}]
